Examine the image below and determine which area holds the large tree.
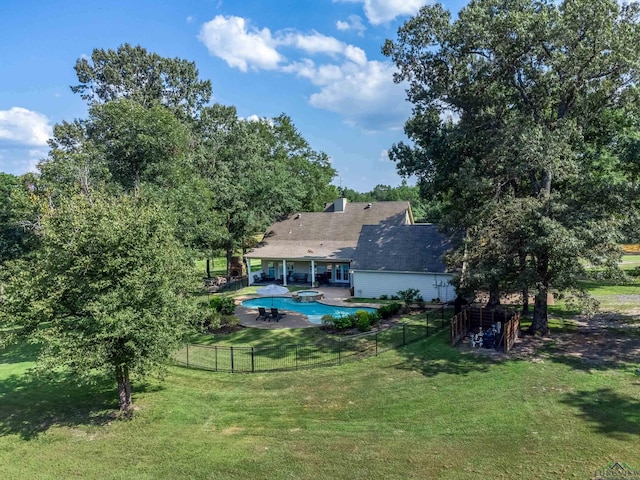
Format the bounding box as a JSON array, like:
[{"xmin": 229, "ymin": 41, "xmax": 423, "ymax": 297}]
[
  {"xmin": 72, "ymin": 43, "xmax": 212, "ymax": 120},
  {"xmin": 384, "ymin": 0, "xmax": 640, "ymax": 333},
  {"xmin": 0, "ymin": 193, "xmax": 196, "ymax": 413}
]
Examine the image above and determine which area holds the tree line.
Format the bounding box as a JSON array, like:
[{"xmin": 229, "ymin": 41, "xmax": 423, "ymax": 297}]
[{"xmin": 0, "ymin": 44, "xmax": 341, "ymax": 413}]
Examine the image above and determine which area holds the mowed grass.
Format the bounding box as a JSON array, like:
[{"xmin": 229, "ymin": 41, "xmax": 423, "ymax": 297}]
[{"xmin": 1, "ymin": 326, "xmax": 639, "ymax": 479}]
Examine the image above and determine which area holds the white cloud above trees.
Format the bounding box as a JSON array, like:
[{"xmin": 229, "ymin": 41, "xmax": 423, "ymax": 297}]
[
  {"xmin": 0, "ymin": 107, "xmax": 52, "ymax": 146},
  {"xmin": 198, "ymin": 16, "xmax": 283, "ymax": 71},
  {"xmin": 198, "ymin": 15, "xmax": 409, "ymax": 132},
  {"xmin": 334, "ymin": 0, "xmax": 429, "ymax": 25}
]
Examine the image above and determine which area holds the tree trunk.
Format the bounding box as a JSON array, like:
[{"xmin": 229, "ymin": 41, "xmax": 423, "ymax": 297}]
[
  {"xmin": 206, "ymin": 258, "xmax": 211, "ymax": 278},
  {"xmin": 116, "ymin": 364, "xmax": 132, "ymax": 414},
  {"xmin": 226, "ymin": 246, "xmax": 233, "ymax": 282},
  {"xmin": 519, "ymin": 250, "xmax": 529, "ymax": 315},
  {"xmin": 529, "ymin": 288, "xmax": 549, "ymax": 335},
  {"xmin": 487, "ymin": 281, "xmax": 500, "ymax": 309},
  {"xmin": 521, "ymin": 284, "xmax": 530, "ymax": 315},
  {"xmin": 528, "ymin": 249, "xmax": 550, "ymax": 334}
]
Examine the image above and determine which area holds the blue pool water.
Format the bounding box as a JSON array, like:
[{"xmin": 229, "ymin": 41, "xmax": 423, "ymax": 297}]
[{"xmin": 242, "ymin": 297, "xmax": 376, "ymax": 324}]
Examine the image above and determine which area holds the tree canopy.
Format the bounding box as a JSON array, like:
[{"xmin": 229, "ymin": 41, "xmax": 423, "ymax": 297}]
[
  {"xmin": 72, "ymin": 43, "xmax": 212, "ymax": 120},
  {"xmin": 1, "ymin": 193, "xmax": 196, "ymax": 412},
  {"xmin": 384, "ymin": 0, "xmax": 640, "ymax": 332}
]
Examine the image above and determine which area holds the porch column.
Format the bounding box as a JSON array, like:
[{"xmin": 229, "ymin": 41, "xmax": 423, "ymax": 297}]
[
  {"xmin": 282, "ymin": 259, "xmax": 287, "ymax": 286},
  {"xmin": 247, "ymin": 259, "xmax": 253, "ymax": 285},
  {"xmin": 311, "ymin": 260, "xmax": 315, "ymax": 286}
]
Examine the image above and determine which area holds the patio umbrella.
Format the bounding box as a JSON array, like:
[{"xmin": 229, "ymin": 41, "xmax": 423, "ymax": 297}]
[{"xmin": 256, "ymin": 284, "xmax": 289, "ymax": 306}]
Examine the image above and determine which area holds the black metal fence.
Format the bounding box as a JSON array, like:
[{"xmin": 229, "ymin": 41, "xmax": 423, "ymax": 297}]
[{"xmin": 175, "ymin": 318, "xmax": 445, "ymax": 373}]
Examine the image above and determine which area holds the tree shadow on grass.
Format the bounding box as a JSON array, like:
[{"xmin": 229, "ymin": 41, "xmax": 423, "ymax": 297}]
[
  {"xmin": 560, "ymin": 388, "xmax": 640, "ymax": 440},
  {"xmin": 536, "ymin": 330, "xmax": 640, "ymax": 373},
  {"xmin": 0, "ymin": 340, "xmax": 40, "ymax": 364},
  {"xmin": 0, "ymin": 346, "xmax": 162, "ymax": 440},
  {"xmin": 387, "ymin": 330, "xmax": 496, "ymax": 377},
  {"xmin": 0, "ymin": 370, "xmax": 119, "ymax": 440}
]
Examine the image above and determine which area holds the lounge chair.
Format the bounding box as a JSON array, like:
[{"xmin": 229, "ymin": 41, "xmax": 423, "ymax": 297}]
[
  {"xmin": 270, "ymin": 308, "xmax": 285, "ymax": 322},
  {"xmin": 256, "ymin": 307, "xmax": 269, "ymax": 321}
]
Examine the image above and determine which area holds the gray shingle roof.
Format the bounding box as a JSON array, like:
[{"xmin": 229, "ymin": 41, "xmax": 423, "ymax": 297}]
[
  {"xmin": 351, "ymin": 224, "xmax": 453, "ymax": 273},
  {"xmin": 245, "ymin": 201, "xmax": 411, "ymax": 260}
]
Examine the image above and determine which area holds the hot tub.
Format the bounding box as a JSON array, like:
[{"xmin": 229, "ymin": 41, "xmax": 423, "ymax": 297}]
[{"xmin": 292, "ymin": 290, "xmax": 324, "ymax": 302}]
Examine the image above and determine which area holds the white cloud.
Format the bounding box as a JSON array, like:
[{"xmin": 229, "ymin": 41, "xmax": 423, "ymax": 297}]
[
  {"xmin": 379, "ymin": 149, "xmax": 390, "ymax": 162},
  {"xmin": 198, "ymin": 15, "xmax": 284, "ymax": 71},
  {"xmin": 197, "ymin": 15, "xmax": 409, "ymax": 132},
  {"xmin": 308, "ymin": 61, "xmax": 409, "ymax": 132},
  {"xmin": 336, "ymin": 15, "xmax": 366, "ymax": 36},
  {"xmin": 0, "ymin": 107, "xmax": 52, "ymax": 146},
  {"xmin": 335, "ymin": 0, "xmax": 429, "ymax": 25},
  {"xmin": 278, "ymin": 30, "xmax": 345, "ymax": 56}
]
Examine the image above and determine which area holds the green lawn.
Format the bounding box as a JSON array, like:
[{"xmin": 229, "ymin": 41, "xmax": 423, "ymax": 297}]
[
  {"xmin": 2, "ymin": 270, "xmax": 639, "ymax": 479},
  {"xmin": 1, "ymin": 324, "xmax": 639, "ymax": 479},
  {"xmin": 195, "ymin": 257, "xmax": 262, "ymax": 277}
]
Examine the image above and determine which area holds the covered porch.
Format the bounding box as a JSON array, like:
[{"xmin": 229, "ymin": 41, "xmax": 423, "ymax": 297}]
[{"xmin": 246, "ymin": 258, "xmax": 352, "ymax": 288}]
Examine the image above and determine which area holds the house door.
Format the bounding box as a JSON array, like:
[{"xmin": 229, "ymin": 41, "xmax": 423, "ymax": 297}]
[{"xmin": 335, "ymin": 264, "xmax": 349, "ymax": 283}]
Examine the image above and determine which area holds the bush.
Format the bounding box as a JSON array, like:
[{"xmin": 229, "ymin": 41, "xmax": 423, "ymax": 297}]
[
  {"xmin": 379, "ymin": 294, "xmax": 388, "ymax": 300},
  {"xmin": 209, "ymin": 295, "xmax": 236, "ymax": 315},
  {"xmin": 378, "ymin": 302, "xmax": 402, "ymax": 319},
  {"xmin": 332, "ymin": 314, "xmax": 354, "ymax": 331},
  {"xmin": 397, "ymin": 288, "xmax": 421, "ymax": 307},
  {"xmin": 193, "ymin": 302, "xmax": 221, "ymax": 331},
  {"xmin": 321, "ymin": 314, "xmax": 336, "ymax": 327},
  {"xmin": 356, "ymin": 315, "xmax": 371, "ymax": 332}
]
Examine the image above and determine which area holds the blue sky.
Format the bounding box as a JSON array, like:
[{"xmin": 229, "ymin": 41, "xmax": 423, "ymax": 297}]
[{"xmin": 0, "ymin": 0, "xmax": 464, "ymax": 192}]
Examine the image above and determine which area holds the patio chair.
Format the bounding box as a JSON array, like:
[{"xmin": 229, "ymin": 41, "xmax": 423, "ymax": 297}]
[
  {"xmin": 256, "ymin": 307, "xmax": 269, "ymax": 321},
  {"xmin": 270, "ymin": 308, "xmax": 285, "ymax": 322}
]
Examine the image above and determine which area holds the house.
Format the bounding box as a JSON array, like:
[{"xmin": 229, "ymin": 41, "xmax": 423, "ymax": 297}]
[{"xmin": 244, "ymin": 198, "xmax": 456, "ymax": 301}]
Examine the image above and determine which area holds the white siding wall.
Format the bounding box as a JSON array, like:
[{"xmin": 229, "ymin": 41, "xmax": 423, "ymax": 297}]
[{"xmin": 352, "ymin": 271, "xmax": 455, "ymax": 302}]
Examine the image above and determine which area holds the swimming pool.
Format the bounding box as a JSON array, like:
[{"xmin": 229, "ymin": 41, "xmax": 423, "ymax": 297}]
[{"xmin": 241, "ymin": 297, "xmax": 376, "ymax": 324}]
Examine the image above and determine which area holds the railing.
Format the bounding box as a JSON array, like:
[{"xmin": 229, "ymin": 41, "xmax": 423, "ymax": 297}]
[{"xmin": 175, "ymin": 319, "xmax": 444, "ymax": 373}]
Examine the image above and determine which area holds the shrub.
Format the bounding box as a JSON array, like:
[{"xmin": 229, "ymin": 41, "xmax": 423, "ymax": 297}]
[
  {"xmin": 193, "ymin": 303, "xmax": 221, "ymax": 331},
  {"xmin": 378, "ymin": 302, "xmax": 402, "ymax": 319},
  {"xmin": 356, "ymin": 315, "xmax": 371, "ymax": 332},
  {"xmin": 397, "ymin": 288, "xmax": 421, "ymax": 307},
  {"xmin": 209, "ymin": 295, "xmax": 236, "ymax": 315},
  {"xmin": 332, "ymin": 314, "xmax": 354, "ymax": 331},
  {"xmin": 321, "ymin": 314, "xmax": 336, "ymax": 327},
  {"xmin": 379, "ymin": 294, "xmax": 388, "ymax": 300}
]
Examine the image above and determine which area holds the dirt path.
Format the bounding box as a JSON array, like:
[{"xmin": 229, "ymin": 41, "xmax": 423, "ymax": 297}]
[{"xmin": 462, "ymin": 310, "xmax": 640, "ymax": 369}]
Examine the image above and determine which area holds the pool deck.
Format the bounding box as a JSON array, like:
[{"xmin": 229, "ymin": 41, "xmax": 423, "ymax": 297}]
[{"xmin": 234, "ymin": 287, "xmax": 378, "ymax": 329}]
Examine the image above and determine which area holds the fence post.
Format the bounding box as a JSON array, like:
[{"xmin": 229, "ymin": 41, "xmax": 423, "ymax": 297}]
[
  {"xmin": 231, "ymin": 346, "xmax": 234, "ymax": 373},
  {"xmin": 375, "ymin": 331, "xmax": 378, "ymax": 356},
  {"xmin": 251, "ymin": 347, "xmax": 255, "ymax": 373},
  {"xmin": 186, "ymin": 344, "xmax": 189, "ymax": 367},
  {"xmin": 215, "ymin": 345, "xmax": 218, "ymax": 372},
  {"xmin": 441, "ymin": 304, "xmax": 445, "ymax": 327},
  {"xmin": 338, "ymin": 339, "xmax": 341, "ymax": 365},
  {"xmin": 403, "ymin": 323, "xmax": 406, "ymax": 346},
  {"xmin": 296, "ymin": 344, "xmax": 299, "ymax": 370},
  {"xmin": 426, "ymin": 315, "xmax": 429, "ymax": 337}
]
